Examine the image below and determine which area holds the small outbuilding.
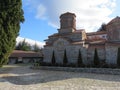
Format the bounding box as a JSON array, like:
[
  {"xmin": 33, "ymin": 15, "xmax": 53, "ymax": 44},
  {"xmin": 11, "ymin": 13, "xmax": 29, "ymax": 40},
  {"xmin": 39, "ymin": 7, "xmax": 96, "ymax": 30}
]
[{"xmin": 9, "ymin": 50, "xmax": 43, "ymax": 64}]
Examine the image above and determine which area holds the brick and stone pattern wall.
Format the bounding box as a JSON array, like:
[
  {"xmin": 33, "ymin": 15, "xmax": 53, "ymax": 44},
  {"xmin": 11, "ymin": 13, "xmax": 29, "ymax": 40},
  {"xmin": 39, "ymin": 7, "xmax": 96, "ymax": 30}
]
[
  {"xmin": 60, "ymin": 12, "xmax": 76, "ymax": 30},
  {"xmin": 105, "ymin": 43, "xmax": 120, "ymax": 65},
  {"xmin": 59, "ymin": 12, "xmax": 76, "ymax": 34},
  {"xmin": 47, "ymin": 31, "xmax": 83, "ymax": 46},
  {"xmin": 66, "ymin": 45, "xmax": 87, "ymax": 64},
  {"xmin": 87, "ymin": 44, "xmax": 105, "ymax": 65},
  {"xmin": 53, "ymin": 38, "xmax": 70, "ymax": 64},
  {"xmin": 43, "ymin": 38, "xmax": 87, "ymax": 65},
  {"xmin": 43, "ymin": 45, "xmax": 87, "ymax": 65},
  {"xmin": 43, "ymin": 13, "xmax": 120, "ymax": 66},
  {"xmin": 43, "ymin": 46, "xmax": 54, "ymax": 63},
  {"xmin": 69, "ymin": 33, "xmax": 82, "ymax": 41},
  {"xmin": 59, "ymin": 28, "xmax": 76, "ymax": 34},
  {"xmin": 106, "ymin": 17, "xmax": 120, "ymax": 42}
]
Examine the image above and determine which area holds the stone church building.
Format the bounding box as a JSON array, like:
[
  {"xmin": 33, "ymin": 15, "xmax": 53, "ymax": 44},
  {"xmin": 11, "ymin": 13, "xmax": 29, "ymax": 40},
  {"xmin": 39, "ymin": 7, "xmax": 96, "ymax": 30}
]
[{"xmin": 43, "ymin": 12, "xmax": 120, "ymax": 66}]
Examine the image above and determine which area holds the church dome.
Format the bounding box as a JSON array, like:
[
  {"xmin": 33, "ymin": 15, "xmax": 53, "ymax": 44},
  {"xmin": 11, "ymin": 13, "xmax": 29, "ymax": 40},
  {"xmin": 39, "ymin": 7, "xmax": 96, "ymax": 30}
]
[
  {"xmin": 60, "ymin": 12, "xmax": 76, "ymax": 18},
  {"xmin": 59, "ymin": 12, "xmax": 76, "ymax": 30}
]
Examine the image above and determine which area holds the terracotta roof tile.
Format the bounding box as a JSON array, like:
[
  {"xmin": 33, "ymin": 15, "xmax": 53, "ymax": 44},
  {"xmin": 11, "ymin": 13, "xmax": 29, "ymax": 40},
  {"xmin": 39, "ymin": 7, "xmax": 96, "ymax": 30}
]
[
  {"xmin": 60, "ymin": 12, "xmax": 76, "ymax": 18},
  {"xmin": 10, "ymin": 50, "xmax": 43, "ymax": 58},
  {"xmin": 87, "ymin": 31, "xmax": 106, "ymax": 36},
  {"xmin": 107, "ymin": 16, "xmax": 120, "ymax": 25}
]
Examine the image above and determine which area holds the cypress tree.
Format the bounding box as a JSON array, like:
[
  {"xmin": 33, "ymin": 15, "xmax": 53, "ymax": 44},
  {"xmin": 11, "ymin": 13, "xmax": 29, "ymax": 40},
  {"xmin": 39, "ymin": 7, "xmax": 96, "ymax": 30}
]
[
  {"xmin": 51, "ymin": 50, "xmax": 56, "ymax": 65},
  {"xmin": 0, "ymin": 0, "xmax": 24, "ymax": 67},
  {"xmin": 63, "ymin": 49, "xmax": 68, "ymax": 65},
  {"xmin": 98, "ymin": 23, "xmax": 106, "ymax": 31},
  {"xmin": 16, "ymin": 39, "xmax": 31, "ymax": 51},
  {"xmin": 93, "ymin": 48, "xmax": 99, "ymax": 67},
  {"xmin": 33, "ymin": 43, "xmax": 41, "ymax": 52},
  {"xmin": 77, "ymin": 49, "xmax": 83, "ymax": 67},
  {"xmin": 117, "ymin": 47, "xmax": 120, "ymax": 66}
]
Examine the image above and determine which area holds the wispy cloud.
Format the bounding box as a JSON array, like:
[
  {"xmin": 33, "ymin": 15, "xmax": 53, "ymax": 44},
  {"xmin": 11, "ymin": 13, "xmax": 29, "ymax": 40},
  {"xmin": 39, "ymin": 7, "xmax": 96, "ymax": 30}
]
[
  {"xmin": 35, "ymin": 4, "xmax": 46, "ymax": 20},
  {"xmin": 24, "ymin": 0, "xmax": 116, "ymax": 32}
]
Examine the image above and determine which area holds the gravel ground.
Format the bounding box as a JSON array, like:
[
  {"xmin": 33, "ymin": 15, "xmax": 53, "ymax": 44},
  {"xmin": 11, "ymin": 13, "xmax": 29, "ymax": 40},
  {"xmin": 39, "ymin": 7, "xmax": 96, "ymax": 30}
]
[{"xmin": 0, "ymin": 64, "xmax": 120, "ymax": 90}]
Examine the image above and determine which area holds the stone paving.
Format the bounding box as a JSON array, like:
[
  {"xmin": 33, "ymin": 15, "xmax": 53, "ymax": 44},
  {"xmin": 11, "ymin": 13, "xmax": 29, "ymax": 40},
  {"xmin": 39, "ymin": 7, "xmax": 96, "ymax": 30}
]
[{"xmin": 0, "ymin": 65, "xmax": 120, "ymax": 90}]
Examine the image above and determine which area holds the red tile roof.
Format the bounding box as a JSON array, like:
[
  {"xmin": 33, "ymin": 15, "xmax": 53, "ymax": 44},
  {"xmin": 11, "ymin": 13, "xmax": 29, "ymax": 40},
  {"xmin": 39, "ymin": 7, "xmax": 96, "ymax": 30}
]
[
  {"xmin": 10, "ymin": 50, "xmax": 43, "ymax": 58},
  {"xmin": 89, "ymin": 40, "xmax": 106, "ymax": 45},
  {"xmin": 60, "ymin": 12, "xmax": 76, "ymax": 18},
  {"xmin": 87, "ymin": 31, "xmax": 106, "ymax": 36},
  {"xmin": 107, "ymin": 16, "xmax": 120, "ymax": 25}
]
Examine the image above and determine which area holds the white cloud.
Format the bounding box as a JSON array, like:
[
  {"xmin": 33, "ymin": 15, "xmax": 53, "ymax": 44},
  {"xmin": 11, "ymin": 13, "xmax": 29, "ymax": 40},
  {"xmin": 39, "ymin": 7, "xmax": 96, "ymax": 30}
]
[
  {"xmin": 16, "ymin": 37, "xmax": 45, "ymax": 48},
  {"xmin": 24, "ymin": 0, "xmax": 116, "ymax": 32}
]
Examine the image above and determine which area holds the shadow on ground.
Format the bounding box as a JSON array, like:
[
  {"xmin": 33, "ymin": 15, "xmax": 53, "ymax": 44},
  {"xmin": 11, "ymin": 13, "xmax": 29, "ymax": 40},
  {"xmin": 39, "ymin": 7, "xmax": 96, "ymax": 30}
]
[{"xmin": 0, "ymin": 65, "xmax": 120, "ymax": 85}]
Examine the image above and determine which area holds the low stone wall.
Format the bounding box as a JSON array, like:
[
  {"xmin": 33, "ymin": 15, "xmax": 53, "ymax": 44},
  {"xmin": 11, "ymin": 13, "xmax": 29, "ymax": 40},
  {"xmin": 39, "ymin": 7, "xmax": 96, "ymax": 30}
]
[{"xmin": 37, "ymin": 66, "xmax": 120, "ymax": 75}]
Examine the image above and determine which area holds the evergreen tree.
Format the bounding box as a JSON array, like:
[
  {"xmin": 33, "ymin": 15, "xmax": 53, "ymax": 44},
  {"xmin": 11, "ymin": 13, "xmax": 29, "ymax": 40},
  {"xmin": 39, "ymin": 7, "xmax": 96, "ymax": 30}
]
[
  {"xmin": 98, "ymin": 23, "xmax": 106, "ymax": 32},
  {"xmin": 117, "ymin": 47, "xmax": 120, "ymax": 66},
  {"xmin": 77, "ymin": 49, "xmax": 83, "ymax": 67},
  {"xmin": 63, "ymin": 49, "xmax": 68, "ymax": 65},
  {"xmin": 33, "ymin": 43, "xmax": 41, "ymax": 52},
  {"xmin": 0, "ymin": 0, "xmax": 24, "ymax": 67},
  {"xmin": 93, "ymin": 48, "xmax": 100, "ymax": 67},
  {"xmin": 51, "ymin": 50, "xmax": 56, "ymax": 65},
  {"xmin": 16, "ymin": 39, "xmax": 31, "ymax": 51}
]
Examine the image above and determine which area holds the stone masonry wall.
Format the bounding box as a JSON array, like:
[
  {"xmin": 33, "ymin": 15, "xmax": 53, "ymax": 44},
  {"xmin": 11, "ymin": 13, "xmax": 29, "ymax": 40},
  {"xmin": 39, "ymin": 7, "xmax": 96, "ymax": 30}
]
[
  {"xmin": 87, "ymin": 44, "xmax": 105, "ymax": 65},
  {"xmin": 106, "ymin": 43, "xmax": 120, "ymax": 65},
  {"xmin": 43, "ymin": 46, "xmax": 54, "ymax": 63},
  {"xmin": 43, "ymin": 42, "xmax": 87, "ymax": 65}
]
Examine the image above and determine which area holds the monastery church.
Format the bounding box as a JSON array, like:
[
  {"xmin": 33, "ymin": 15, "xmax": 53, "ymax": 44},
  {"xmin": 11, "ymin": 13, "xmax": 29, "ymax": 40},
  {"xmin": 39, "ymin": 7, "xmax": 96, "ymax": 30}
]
[{"xmin": 43, "ymin": 12, "xmax": 120, "ymax": 66}]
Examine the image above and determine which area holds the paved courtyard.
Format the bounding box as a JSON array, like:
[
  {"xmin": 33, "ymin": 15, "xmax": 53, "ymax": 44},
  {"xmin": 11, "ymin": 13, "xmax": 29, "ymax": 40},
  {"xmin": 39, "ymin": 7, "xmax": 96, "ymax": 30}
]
[{"xmin": 0, "ymin": 64, "xmax": 120, "ymax": 90}]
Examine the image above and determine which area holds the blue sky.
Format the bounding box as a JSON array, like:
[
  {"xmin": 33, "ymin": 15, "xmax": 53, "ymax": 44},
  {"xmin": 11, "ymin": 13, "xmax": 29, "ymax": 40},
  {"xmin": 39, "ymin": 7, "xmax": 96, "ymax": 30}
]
[{"xmin": 19, "ymin": 0, "xmax": 120, "ymax": 43}]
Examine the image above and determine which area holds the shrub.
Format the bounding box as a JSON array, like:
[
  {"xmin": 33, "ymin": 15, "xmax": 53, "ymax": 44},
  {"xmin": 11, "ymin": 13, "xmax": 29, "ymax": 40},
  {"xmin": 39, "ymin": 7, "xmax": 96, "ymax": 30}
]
[
  {"xmin": 77, "ymin": 49, "xmax": 83, "ymax": 67},
  {"xmin": 93, "ymin": 48, "xmax": 100, "ymax": 67},
  {"xmin": 63, "ymin": 49, "xmax": 68, "ymax": 65},
  {"xmin": 51, "ymin": 50, "xmax": 56, "ymax": 65},
  {"xmin": 117, "ymin": 47, "xmax": 120, "ymax": 67}
]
